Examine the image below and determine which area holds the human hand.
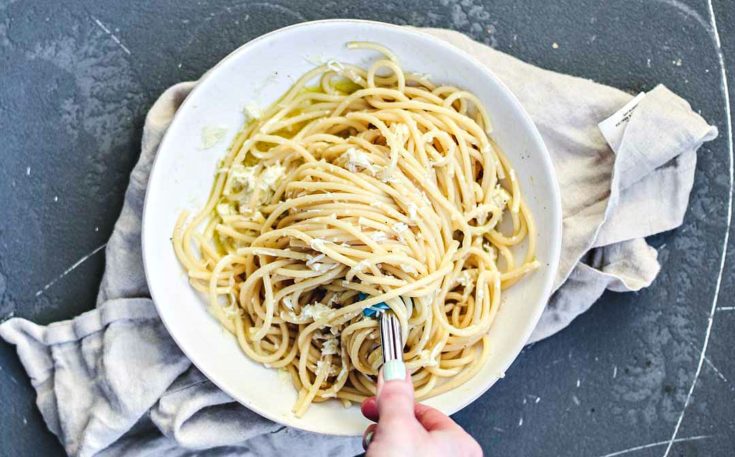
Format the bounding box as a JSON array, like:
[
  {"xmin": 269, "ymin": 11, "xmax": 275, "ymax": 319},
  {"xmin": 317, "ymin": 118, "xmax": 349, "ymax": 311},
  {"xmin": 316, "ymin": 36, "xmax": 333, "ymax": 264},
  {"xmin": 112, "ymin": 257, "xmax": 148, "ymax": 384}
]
[{"xmin": 360, "ymin": 360, "xmax": 483, "ymax": 457}]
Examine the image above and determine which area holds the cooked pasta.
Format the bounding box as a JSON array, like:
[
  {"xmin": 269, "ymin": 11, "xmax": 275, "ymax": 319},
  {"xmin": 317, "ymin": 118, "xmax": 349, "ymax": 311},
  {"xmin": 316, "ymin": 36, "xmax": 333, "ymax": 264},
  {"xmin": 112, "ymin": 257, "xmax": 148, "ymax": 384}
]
[{"xmin": 173, "ymin": 42, "xmax": 538, "ymax": 416}]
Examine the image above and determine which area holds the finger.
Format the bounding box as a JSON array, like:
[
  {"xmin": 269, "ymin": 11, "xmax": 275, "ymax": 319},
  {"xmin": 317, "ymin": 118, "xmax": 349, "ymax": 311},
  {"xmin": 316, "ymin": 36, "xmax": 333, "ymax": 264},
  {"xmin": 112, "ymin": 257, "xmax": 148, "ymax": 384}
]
[
  {"xmin": 362, "ymin": 423, "xmax": 377, "ymax": 450},
  {"xmin": 361, "ymin": 396, "xmax": 379, "ymax": 422},
  {"xmin": 376, "ymin": 360, "xmax": 410, "ymax": 396},
  {"xmin": 432, "ymin": 429, "xmax": 484, "ymax": 457},
  {"xmin": 376, "ymin": 360, "xmax": 414, "ymax": 423},
  {"xmin": 413, "ymin": 403, "xmax": 463, "ymax": 432}
]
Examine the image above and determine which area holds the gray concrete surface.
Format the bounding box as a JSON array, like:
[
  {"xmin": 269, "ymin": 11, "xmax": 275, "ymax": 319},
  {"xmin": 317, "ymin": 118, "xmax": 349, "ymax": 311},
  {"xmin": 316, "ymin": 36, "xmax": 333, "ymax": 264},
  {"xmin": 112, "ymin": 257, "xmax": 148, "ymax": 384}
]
[{"xmin": 1, "ymin": 0, "xmax": 733, "ymax": 455}]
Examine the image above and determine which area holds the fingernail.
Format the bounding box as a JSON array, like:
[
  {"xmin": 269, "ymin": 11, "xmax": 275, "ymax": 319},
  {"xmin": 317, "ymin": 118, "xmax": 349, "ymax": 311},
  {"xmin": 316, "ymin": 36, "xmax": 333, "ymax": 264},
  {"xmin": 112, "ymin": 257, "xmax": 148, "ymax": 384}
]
[
  {"xmin": 363, "ymin": 430, "xmax": 374, "ymax": 449},
  {"xmin": 382, "ymin": 359, "xmax": 405, "ymax": 381}
]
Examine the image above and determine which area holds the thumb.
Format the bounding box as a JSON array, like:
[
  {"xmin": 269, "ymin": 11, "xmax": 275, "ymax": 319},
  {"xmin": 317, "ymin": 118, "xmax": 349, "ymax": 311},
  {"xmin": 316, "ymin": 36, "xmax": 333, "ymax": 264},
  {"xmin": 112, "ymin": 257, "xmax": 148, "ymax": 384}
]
[
  {"xmin": 376, "ymin": 360, "xmax": 414, "ymax": 423},
  {"xmin": 413, "ymin": 403, "xmax": 463, "ymax": 432}
]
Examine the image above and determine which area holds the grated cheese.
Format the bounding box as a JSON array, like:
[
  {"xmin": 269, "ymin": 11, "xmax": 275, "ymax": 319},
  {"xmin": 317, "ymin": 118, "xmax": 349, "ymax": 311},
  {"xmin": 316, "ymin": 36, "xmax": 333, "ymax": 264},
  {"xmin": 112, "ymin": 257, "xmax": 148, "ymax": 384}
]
[
  {"xmin": 310, "ymin": 238, "xmax": 327, "ymax": 252},
  {"xmin": 300, "ymin": 302, "xmax": 333, "ymax": 321},
  {"xmin": 230, "ymin": 165, "xmax": 258, "ymax": 191},
  {"xmin": 321, "ymin": 336, "xmax": 339, "ymax": 355},
  {"xmin": 392, "ymin": 222, "xmax": 409, "ymax": 234},
  {"xmin": 261, "ymin": 162, "xmax": 285, "ymax": 189},
  {"xmin": 342, "ymin": 147, "xmax": 376, "ymax": 174},
  {"xmin": 370, "ymin": 231, "xmax": 388, "ymax": 242},
  {"xmin": 216, "ymin": 203, "xmax": 235, "ymax": 218},
  {"xmin": 353, "ymin": 260, "xmax": 370, "ymax": 272},
  {"xmin": 407, "ymin": 203, "xmax": 418, "ymax": 222},
  {"xmin": 200, "ymin": 126, "xmax": 228, "ymax": 150},
  {"xmin": 243, "ymin": 101, "xmax": 262, "ymax": 120}
]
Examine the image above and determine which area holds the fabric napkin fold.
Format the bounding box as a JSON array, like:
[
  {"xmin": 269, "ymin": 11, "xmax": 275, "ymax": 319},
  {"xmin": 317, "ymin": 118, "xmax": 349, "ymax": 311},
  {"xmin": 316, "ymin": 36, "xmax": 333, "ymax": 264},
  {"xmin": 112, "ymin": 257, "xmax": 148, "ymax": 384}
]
[{"xmin": 0, "ymin": 27, "xmax": 717, "ymax": 456}]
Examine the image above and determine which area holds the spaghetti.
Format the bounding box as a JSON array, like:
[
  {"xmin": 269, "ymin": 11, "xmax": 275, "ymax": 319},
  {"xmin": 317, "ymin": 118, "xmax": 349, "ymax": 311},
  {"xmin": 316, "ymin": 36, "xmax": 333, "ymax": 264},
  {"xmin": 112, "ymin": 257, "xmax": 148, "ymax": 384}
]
[{"xmin": 173, "ymin": 42, "xmax": 538, "ymax": 416}]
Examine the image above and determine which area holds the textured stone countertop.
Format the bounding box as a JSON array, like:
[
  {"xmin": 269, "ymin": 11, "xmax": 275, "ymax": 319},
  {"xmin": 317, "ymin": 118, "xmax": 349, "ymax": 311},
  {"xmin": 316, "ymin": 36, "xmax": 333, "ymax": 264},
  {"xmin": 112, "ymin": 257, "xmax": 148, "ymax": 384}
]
[{"xmin": 1, "ymin": 1, "xmax": 733, "ymax": 456}]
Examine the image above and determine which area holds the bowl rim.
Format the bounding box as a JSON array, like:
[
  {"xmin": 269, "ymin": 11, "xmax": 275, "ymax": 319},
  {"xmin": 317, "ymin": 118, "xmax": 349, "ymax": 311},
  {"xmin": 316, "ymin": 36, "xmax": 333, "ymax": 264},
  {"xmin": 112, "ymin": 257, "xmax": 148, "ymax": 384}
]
[{"xmin": 141, "ymin": 18, "xmax": 562, "ymax": 436}]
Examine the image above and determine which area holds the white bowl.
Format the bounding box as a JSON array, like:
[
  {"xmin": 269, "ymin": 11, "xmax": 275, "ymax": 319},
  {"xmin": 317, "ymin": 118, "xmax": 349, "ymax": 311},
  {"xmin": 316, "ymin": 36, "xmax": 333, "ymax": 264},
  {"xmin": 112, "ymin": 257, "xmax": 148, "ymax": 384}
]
[{"xmin": 142, "ymin": 19, "xmax": 561, "ymax": 436}]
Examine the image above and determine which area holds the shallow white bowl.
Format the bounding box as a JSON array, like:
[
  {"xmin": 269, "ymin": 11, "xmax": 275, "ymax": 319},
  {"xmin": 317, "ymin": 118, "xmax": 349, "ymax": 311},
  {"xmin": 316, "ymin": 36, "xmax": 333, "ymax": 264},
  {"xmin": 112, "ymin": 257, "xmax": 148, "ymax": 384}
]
[{"xmin": 142, "ymin": 19, "xmax": 562, "ymax": 436}]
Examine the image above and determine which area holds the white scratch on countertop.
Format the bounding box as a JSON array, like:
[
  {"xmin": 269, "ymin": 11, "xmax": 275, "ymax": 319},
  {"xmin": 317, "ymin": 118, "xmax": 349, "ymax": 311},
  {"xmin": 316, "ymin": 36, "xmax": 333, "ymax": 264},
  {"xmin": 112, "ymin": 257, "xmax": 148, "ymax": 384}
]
[
  {"xmin": 663, "ymin": 2, "xmax": 732, "ymax": 456},
  {"xmin": 703, "ymin": 355, "xmax": 729, "ymax": 384},
  {"xmin": 649, "ymin": 0, "xmax": 711, "ymax": 32},
  {"xmin": 613, "ymin": 365, "xmax": 618, "ymax": 378},
  {"xmin": 576, "ymin": 378, "xmax": 581, "ymax": 388},
  {"xmin": 517, "ymin": 417, "xmax": 523, "ymax": 427},
  {"xmin": 716, "ymin": 306, "xmax": 734, "ymax": 311},
  {"xmin": 26, "ymin": 166, "xmax": 30, "ymax": 176},
  {"xmin": 572, "ymin": 395, "xmax": 580, "ymax": 406},
  {"xmin": 34, "ymin": 243, "xmax": 107, "ymax": 297},
  {"xmin": 92, "ymin": 16, "xmax": 131, "ymax": 55},
  {"xmin": 596, "ymin": 435, "xmax": 710, "ymax": 457}
]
